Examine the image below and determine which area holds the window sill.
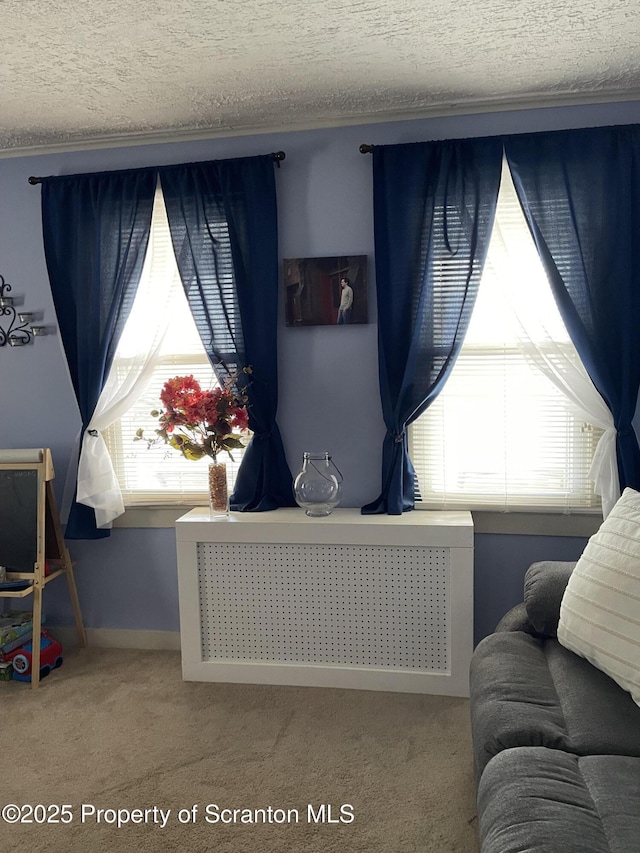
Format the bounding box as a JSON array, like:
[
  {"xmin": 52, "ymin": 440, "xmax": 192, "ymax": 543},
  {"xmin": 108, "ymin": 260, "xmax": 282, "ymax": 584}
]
[
  {"xmin": 113, "ymin": 504, "xmax": 205, "ymax": 528},
  {"xmin": 470, "ymin": 510, "xmax": 600, "ymax": 537},
  {"xmin": 114, "ymin": 504, "xmax": 602, "ymax": 537}
]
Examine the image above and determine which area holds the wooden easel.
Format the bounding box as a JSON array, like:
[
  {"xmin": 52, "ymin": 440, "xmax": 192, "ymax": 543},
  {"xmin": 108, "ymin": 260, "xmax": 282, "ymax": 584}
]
[{"xmin": 0, "ymin": 448, "xmax": 86, "ymax": 688}]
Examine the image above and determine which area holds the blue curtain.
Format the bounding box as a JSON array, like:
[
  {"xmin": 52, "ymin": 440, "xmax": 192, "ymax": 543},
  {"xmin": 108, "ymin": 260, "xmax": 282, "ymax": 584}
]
[
  {"xmin": 362, "ymin": 138, "xmax": 503, "ymax": 514},
  {"xmin": 41, "ymin": 168, "xmax": 156, "ymax": 538},
  {"xmin": 159, "ymin": 157, "xmax": 295, "ymax": 510},
  {"xmin": 505, "ymin": 124, "xmax": 640, "ymax": 493}
]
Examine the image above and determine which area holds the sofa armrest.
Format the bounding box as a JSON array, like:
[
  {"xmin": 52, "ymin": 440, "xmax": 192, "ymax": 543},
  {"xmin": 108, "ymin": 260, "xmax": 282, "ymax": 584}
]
[
  {"xmin": 494, "ymin": 602, "xmax": 538, "ymax": 635},
  {"xmin": 524, "ymin": 560, "xmax": 576, "ymax": 637}
]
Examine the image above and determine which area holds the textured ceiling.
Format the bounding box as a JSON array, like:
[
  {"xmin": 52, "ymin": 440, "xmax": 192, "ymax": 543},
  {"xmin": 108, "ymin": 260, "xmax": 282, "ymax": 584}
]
[{"xmin": 3, "ymin": 0, "xmax": 640, "ymax": 153}]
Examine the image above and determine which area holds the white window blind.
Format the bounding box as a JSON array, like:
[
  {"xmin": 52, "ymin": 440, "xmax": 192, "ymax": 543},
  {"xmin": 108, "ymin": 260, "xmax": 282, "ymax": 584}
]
[
  {"xmin": 103, "ymin": 185, "xmax": 246, "ymax": 506},
  {"xmin": 410, "ymin": 159, "xmax": 602, "ymax": 513}
]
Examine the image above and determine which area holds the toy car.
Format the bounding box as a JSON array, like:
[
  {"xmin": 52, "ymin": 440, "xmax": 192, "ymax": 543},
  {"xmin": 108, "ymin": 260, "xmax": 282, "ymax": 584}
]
[{"xmin": 5, "ymin": 632, "xmax": 63, "ymax": 682}]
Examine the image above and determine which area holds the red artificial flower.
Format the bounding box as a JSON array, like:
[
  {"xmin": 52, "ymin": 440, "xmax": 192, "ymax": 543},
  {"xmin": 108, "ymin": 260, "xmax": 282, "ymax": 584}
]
[
  {"xmin": 231, "ymin": 407, "xmax": 249, "ymax": 431},
  {"xmin": 160, "ymin": 374, "xmax": 202, "ymax": 411},
  {"xmin": 136, "ymin": 368, "xmax": 252, "ymax": 461}
]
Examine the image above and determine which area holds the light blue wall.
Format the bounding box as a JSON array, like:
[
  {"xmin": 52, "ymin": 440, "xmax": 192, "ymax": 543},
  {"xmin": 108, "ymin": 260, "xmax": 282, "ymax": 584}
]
[
  {"xmin": 1, "ymin": 99, "xmax": 639, "ymax": 643},
  {"xmin": 474, "ymin": 533, "xmax": 587, "ymax": 643}
]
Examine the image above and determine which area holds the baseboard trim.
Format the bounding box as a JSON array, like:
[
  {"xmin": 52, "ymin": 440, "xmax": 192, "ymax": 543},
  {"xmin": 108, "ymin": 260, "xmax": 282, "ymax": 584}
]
[{"xmin": 51, "ymin": 627, "xmax": 181, "ymax": 651}]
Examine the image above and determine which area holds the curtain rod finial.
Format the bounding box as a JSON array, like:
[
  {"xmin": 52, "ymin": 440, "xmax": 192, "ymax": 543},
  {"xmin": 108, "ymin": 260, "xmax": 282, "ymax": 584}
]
[
  {"xmin": 359, "ymin": 144, "xmax": 374, "ymax": 154},
  {"xmin": 28, "ymin": 176, "xmax": 41, "ymax": 185}
]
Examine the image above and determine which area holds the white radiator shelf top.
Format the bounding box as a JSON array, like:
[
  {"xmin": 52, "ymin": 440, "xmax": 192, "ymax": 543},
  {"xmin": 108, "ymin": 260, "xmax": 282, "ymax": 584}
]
[{"xmin": 175, "ymin": 507, "xmax": 473, "ymax": 548}]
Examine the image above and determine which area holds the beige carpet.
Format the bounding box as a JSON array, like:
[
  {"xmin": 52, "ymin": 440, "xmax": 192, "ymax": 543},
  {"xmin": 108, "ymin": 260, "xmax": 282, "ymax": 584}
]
[{"xmin": 0, "ymin": 647, "xmax": 480, "ymax": 853}]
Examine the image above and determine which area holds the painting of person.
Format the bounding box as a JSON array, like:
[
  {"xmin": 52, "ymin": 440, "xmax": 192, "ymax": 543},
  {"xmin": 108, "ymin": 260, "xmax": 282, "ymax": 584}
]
[
  {"xmin": 283, "ymin": 256, "xmax": 367, "ymax": 326},
  {"xmin": 336, "ymin": 276, "xmax": 353, "ymax": 324}
]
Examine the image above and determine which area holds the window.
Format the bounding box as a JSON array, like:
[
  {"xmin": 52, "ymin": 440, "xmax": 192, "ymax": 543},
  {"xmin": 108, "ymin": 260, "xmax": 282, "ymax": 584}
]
[
  {"xmin": 409, "ymin": 160, "xmax": 602, "ymax": 513},
  {"xmin": 103, "ymin": 185, "xmax": 245, "ymax": 506}
]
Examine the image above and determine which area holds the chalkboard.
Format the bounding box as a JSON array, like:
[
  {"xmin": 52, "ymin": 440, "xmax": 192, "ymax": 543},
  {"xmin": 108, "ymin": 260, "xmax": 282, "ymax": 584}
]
[
  {"xmin": 0, "ymin": 450, "xmax": 87, "ymax": 686},
  {"xmin": 0, "ymin": 468, "xmax": 38, "ymax": 572}
]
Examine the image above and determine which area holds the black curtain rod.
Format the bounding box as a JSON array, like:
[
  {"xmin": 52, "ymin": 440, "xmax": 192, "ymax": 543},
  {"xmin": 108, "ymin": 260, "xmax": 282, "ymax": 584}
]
[
  {"xmin": 359, "ymin": 144, "xmax": 373, "ymax": 154},
  {"xmin": 27, "ymin": 150, "xmax": 287, "ymax": 185}
]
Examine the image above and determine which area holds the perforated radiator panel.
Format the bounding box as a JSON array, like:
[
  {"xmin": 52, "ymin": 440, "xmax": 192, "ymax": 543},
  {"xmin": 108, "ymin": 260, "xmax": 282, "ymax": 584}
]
[{"xmin": 197, "ymin": 543, "xmax": 450, "ymax": 672}]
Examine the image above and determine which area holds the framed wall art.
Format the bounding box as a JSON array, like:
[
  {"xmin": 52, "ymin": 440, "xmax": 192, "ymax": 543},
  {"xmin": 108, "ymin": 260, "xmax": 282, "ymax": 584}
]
[{"xmin": 283, "ymin": 255, "xmax": 367, "ymax": 327}]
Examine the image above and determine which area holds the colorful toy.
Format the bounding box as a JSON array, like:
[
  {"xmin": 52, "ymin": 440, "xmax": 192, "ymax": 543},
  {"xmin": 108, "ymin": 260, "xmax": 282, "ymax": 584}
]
[{"xmin": 5, "ymin": 632, "xmax": 63, "ymax": 682}]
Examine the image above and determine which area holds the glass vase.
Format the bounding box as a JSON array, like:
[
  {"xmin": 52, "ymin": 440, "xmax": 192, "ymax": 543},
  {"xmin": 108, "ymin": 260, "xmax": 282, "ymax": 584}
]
[
  {"xmin": 208, "ymin": 460, "xmax": 229, "ymax": 517},
  {"xmin": 293, "ymin": 451, "xmax": 343, "ymax": 517}
]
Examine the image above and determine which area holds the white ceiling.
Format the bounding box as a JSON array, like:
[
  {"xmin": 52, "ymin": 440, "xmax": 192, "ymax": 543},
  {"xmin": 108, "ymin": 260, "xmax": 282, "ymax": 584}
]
[{"xmin": 3, "ymin": 0, "xmax": 640, "ymax": 154}]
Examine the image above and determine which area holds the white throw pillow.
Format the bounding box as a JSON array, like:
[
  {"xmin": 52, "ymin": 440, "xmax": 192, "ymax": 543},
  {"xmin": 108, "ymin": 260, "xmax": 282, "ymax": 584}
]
[{"xmin": 558, "ymin": 487, "xmax": 640, "ymax": 707}]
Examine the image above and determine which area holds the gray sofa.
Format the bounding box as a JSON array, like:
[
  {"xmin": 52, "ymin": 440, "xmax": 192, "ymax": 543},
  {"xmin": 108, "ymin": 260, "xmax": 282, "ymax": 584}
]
[{"xmin": 470, "ymin": 561, "xmax": 640, "ymax": 853}]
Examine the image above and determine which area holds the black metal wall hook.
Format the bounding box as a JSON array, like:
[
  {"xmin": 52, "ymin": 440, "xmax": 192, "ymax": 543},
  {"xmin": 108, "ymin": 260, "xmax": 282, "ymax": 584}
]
[{"xmin": 0, "ymin": 274, "xmax": 48, "ymax": 347}]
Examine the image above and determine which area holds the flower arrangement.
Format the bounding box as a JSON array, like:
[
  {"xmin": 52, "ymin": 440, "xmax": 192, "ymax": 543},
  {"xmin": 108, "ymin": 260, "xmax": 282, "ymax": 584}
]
[{"xmin": 135, "ymin": 368, "xmax": 251, "ymax": 462}]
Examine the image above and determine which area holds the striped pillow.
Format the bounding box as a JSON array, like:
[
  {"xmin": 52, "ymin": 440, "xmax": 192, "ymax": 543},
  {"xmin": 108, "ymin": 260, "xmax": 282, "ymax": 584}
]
[{"xmin": 558, "ymin": 487, "xmax": 640, "ymax": 707}]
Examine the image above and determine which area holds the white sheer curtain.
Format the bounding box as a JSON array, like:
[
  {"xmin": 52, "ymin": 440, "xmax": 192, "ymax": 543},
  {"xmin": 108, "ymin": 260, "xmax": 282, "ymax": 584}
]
[
  {"xmin": 75, "ymin": 181, "xmax": 184, "ymax": 528},
  {"xmin": 489, "ymin": 157, "xmax": 618, "ymax": 517}
]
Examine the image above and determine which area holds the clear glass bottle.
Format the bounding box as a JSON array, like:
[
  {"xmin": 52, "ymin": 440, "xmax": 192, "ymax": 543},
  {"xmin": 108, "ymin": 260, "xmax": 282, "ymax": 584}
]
[{"xmin": 293, "ymin": 452, "xmax": 343, "ymax": 517}]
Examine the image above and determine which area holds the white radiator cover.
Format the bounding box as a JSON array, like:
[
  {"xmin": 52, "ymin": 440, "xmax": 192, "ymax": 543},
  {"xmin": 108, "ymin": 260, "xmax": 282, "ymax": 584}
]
[{"xmin": 176, "ymin": 508, "xmax": 473, "ymax": 695}]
